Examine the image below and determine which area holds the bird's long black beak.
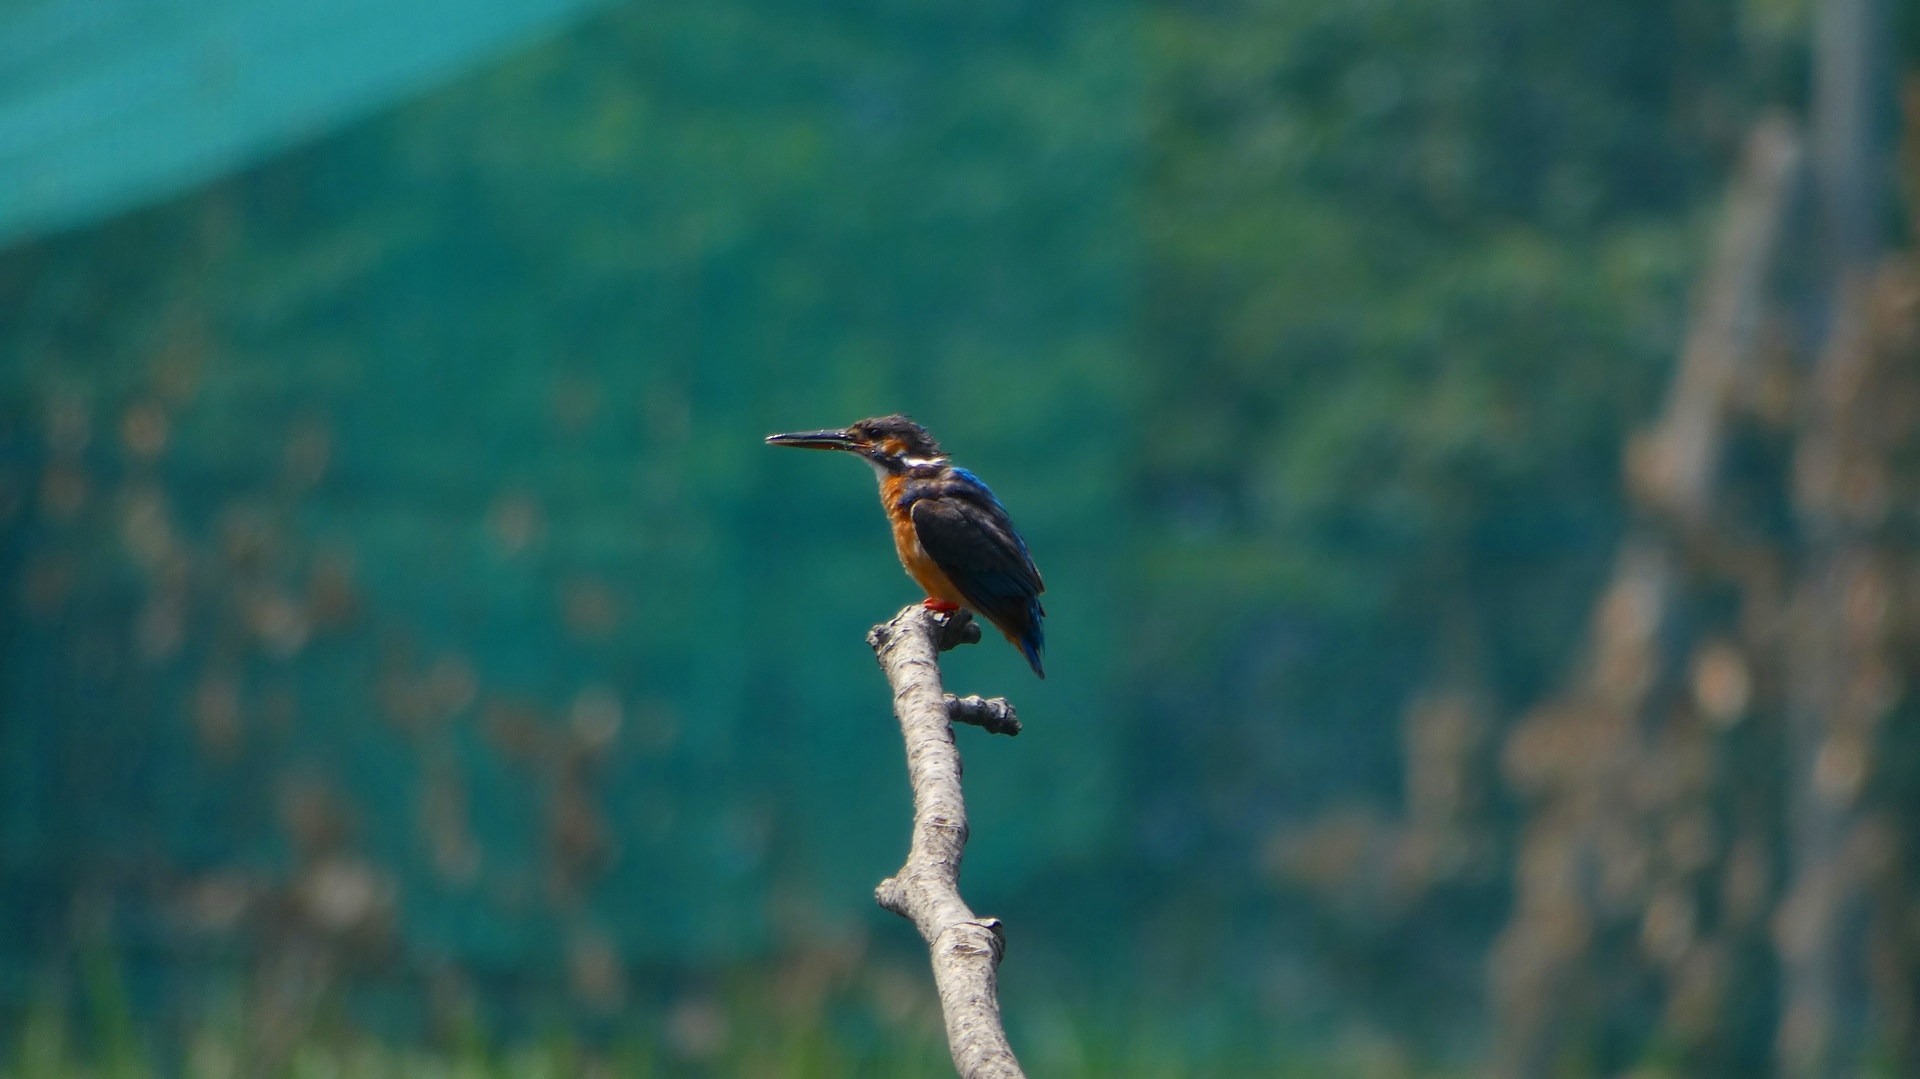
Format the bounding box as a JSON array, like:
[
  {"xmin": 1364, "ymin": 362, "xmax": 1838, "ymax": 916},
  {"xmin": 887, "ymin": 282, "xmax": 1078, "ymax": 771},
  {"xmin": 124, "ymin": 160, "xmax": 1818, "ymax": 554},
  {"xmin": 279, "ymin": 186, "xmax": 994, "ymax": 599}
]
[{"xmin": 765, "ymin": 429, "xmax": 861, "ymax": 451}]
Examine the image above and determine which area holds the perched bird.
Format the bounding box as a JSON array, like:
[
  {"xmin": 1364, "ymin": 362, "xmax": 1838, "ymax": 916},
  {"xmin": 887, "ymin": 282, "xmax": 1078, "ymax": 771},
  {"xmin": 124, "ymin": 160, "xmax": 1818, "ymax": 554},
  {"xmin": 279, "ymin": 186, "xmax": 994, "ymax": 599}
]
[{"xmin": 766, "ymin": 415, "xmax": 1046, "ymax": 678}]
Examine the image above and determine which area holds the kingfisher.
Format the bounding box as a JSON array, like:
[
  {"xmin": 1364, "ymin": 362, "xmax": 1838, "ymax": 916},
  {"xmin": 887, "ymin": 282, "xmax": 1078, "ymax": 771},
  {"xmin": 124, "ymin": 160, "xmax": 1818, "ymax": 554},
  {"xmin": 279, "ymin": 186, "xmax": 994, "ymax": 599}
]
[{"xmin": 766, "ymin": 415, "xmax": 1046, "ymax": 678}]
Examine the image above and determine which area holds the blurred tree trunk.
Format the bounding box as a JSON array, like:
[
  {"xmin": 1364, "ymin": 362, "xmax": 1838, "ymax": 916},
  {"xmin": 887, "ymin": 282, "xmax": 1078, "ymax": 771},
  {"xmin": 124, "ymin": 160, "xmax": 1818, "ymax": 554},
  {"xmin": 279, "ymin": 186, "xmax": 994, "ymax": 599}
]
[
  {"xmin": 1776, "ymin": 1, "xmax": 1890, "ymax": 1076},
  {"xmin": 1491, "ymin": 1, "xmax": 1920, "ymax": 1072},
  {"xmin": 1491, "ymin": 119, "xmax": 1802, "ymax": 1079}
]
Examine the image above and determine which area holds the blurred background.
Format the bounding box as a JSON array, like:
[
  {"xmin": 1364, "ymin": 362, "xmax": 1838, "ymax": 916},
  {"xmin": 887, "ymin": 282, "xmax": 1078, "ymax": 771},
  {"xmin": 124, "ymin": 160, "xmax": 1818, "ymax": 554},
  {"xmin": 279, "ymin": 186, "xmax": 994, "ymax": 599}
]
[{"xmin": 1, "ymin": 0, "xmax": 1918, "ymax": 1076}]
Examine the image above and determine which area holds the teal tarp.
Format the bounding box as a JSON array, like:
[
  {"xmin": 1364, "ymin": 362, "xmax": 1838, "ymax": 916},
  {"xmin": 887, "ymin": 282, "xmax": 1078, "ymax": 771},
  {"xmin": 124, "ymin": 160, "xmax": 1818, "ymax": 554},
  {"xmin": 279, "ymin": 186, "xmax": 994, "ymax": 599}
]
[{"xmin": 0, "ymin": 0, "xmax": 602, "ymax": 245}]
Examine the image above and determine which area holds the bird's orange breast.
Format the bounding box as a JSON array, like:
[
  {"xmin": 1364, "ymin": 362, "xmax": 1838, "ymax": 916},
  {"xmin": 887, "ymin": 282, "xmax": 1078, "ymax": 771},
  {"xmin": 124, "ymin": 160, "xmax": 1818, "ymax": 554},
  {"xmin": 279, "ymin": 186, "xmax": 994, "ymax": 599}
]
[{"xmin": 880, "ymin": 475, "xmax": 967, "ymax": 607}]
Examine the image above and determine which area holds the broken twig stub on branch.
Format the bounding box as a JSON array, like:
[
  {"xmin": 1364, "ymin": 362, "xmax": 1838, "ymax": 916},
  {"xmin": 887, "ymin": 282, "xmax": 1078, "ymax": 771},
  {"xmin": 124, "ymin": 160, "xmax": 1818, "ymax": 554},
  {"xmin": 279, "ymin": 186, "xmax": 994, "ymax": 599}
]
[{"xmin": 867, "ymin": 604, "xmax": 1026, "ymax": 1079}]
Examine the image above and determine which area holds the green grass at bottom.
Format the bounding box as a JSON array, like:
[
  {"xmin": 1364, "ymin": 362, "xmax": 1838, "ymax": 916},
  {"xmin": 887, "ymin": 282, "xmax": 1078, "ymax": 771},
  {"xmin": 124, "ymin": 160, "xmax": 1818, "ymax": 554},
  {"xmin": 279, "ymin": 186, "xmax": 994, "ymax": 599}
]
[{"xmin": 0, "ymin": 950, "xmax": 1463, "ymax": 1079}]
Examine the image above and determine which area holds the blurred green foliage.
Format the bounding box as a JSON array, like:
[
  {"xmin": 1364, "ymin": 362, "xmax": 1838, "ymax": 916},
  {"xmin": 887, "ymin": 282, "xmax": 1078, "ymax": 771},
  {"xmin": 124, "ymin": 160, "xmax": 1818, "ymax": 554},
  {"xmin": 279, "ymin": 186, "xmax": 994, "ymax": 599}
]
[
  {"xmin": 1138, "ymin": 0, "xmax": 1736, "ymax": 766},
  {"xmin": 0, "ymin": 0, "xmax": 1870, "ymax": 1069},
  {"xmin": 1118, "ymin": 0, "xmax": 1783, "ymax": 1040}
]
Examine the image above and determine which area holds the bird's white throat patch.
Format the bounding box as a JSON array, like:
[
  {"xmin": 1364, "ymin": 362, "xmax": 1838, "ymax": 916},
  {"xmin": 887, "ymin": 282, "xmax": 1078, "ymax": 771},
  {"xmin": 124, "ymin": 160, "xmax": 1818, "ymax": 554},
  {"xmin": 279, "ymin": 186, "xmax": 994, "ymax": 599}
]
[{"xmin": 871, "ymin": 455, "xmax": 947, "ymax": 478}]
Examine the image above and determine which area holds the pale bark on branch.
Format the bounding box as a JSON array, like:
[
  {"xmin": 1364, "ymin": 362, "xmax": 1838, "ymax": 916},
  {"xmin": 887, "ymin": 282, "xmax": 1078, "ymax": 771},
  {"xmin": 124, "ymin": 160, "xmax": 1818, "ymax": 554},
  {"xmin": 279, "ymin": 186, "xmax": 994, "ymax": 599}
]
[{"xmin": 867, "ymin": 604, "xmax": 1026, "ymax": 1079}]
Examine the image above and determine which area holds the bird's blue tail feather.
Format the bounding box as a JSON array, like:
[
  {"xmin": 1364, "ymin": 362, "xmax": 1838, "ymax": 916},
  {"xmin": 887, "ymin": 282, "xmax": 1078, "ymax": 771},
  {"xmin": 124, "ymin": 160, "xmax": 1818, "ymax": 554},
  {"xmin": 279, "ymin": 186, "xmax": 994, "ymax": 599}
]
[{"xmin": 1018, "ymin": 600, "xmax": 1045, "ymax": 679}]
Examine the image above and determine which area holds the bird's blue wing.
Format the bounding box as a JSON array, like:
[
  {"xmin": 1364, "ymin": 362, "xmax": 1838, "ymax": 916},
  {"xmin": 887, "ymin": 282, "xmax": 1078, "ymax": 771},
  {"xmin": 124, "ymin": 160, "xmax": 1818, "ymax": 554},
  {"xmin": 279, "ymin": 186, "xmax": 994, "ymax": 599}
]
[
  {"xmin": 910, "ymin": 496, "xmax": 1046, "ymax": 677},
  {"xmin": 946, "ymin": 467, "xmax": 1041, "ymax": 555}
]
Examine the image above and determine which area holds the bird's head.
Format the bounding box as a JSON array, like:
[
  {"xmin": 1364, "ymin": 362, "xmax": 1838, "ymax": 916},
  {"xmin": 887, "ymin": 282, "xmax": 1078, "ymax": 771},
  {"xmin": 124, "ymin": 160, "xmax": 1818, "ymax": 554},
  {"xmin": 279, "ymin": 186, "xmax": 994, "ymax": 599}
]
[{"xmin": 765, "ymin": 415, "xmax": 944, "ymax": 473}]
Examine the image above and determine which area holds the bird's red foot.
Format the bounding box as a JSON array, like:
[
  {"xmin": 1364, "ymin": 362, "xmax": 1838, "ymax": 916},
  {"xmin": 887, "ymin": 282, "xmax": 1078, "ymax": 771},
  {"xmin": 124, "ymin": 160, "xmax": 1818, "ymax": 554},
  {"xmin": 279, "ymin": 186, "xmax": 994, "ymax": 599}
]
[{"xmin": 923, "ymin": 598, "xmax": 962, "ymax": 613}]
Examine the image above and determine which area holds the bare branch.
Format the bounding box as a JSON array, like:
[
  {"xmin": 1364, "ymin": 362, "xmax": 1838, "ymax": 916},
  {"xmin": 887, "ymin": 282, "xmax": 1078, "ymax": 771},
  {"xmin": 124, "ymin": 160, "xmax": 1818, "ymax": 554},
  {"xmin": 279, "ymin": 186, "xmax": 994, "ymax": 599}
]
[
  {"xmin": 867, "ymin": 605, "xmax": 1027, "ymax": 1079},
  {"xmin": 947, "ymin": 694, "xmax": 1021, "ymax": 736}
]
